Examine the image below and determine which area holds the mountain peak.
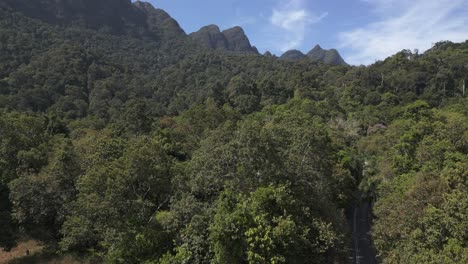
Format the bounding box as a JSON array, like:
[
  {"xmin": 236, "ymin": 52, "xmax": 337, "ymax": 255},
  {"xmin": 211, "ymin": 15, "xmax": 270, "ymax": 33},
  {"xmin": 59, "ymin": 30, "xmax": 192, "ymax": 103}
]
[
  {"xmin": 264, "ymin": 51, "xmax": 274, "ymax": 58},
  {"xmin": 279, "ymin": 50, "xmax": 306, "ymax": 61},
  {"xmin": 201, "ymin": 24, "xmax": 222, "ymax": 33},
  {"xmin": 223, "ymin": 26, "xmax": 244, "ymax": 34},
  {"xmin": 307, "ymin": 45, "xmax": 347, "ymax": 65},
  {"xmin": 311, "ymin": 44, "xmax": 324, "ymax": 51},
  {"xmin": 134, "ymin": 2, "xmax": 186, "ymax": 38},
  {"xmin": 222, "ymin": 26, "xmax": 258, "ymax": 54},
  {"xmin": 279, "ymin": 46, "xmax": 347, "ymax": 65},
  {"xmin": 189, "ymin": 25, "xmax": 227, "ymax": 51},
  {"xmin": 133, "ymin": 1, "xmax": 155, "ymax": 13},
  {"xmin": 190, "ymin": 25, "xmax": 258, "ymax": 54}
]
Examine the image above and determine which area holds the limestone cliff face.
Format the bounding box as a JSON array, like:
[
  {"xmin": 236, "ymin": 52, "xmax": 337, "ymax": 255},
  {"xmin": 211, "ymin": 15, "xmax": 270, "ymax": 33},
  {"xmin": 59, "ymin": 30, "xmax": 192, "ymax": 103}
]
[
  {"xmin": 189, "ymin": 25, "xmax": 229, "ymax": 51},
  {"xmin": 222, "ymin": 26, "xmax": 258, "ymax": 54},
  {"xmin": 133, "ymin": 1, "xmax": 186, "ymax": 38}
]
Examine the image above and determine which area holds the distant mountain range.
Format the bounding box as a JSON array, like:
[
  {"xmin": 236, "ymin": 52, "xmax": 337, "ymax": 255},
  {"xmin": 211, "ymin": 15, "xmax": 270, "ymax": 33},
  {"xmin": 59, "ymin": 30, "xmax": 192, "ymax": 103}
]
[
  {"xmin": 279, "ymin": 45, "xmax": 347, "ymax": 66},
  {"xmin": 0, "ymin": 0, "xmax": 347, "ymax": 65},
  {"xmin": 189, "ymin": 26, "xmax": 347, "ymax": 65},
  {"xmin": 189, "ymin": 25, "xmax": 259, "ymax": 54}
]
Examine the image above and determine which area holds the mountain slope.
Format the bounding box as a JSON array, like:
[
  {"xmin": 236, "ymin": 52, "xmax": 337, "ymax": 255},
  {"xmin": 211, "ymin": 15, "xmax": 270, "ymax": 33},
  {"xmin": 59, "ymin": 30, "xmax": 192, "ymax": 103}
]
[
  {"xmin": 2, "ymin": 0, "xmax": 141, "ymax": 30},
  {"xmin": 1, "ymin": 0, "xmax": 186, "ymax": 41},
  {"xmin": 133, "ymin": 1, "xmax": 186, "ymax": 39}
]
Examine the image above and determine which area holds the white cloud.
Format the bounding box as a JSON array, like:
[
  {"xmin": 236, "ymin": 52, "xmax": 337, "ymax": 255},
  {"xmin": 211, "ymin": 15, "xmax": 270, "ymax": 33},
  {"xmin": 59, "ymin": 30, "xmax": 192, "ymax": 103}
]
[
  {"xmin": 360, "ymin": 0, "xmax": 411, "ymax": 13},
  {"xmin": 339, "ymin": 0, "xmax": 468, "ymax": 65},
  {"xmin": 231, "ymin": 7, "xmax": 258, "ymax": 27},
  {"xmin": 269, "ymin": 0, "xmax": 327, "ymax": 52}
]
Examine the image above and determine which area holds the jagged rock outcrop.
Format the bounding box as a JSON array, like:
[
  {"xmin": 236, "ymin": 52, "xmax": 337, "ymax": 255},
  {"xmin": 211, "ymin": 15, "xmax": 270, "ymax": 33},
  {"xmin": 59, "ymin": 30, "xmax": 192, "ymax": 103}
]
[{"xmin": 190, "ymin": 25, "xmax": 258, "ymax": 54}]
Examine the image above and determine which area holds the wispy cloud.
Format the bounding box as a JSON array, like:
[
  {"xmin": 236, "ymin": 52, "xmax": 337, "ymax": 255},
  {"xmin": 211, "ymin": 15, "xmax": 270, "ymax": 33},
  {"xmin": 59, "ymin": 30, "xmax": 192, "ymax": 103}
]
[
  {"xmin": 230, "ymin": 7, "xmax": 258, "ymax": 27},
  {"xmin": 269, "ymin": 0, "xmax": 327, "ymax": 52},
  {"xmin": 340, "ymin": 0, "xmax": 468, "ymax": 65}
]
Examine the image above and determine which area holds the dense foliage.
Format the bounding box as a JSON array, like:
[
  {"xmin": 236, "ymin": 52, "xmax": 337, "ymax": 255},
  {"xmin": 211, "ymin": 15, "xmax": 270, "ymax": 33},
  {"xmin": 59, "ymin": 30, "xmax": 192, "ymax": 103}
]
[
  {"xmin": 0, "ymin": 2, "xmax": 467, "ymax": 263},
  {"xmin": 359, "ymin": 99, "xmax": 468, "ymax": 263}
]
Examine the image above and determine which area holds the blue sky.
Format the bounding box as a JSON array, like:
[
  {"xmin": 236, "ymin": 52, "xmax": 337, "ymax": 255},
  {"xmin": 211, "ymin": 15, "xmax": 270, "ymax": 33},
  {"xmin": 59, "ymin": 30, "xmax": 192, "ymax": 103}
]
[{"xmin": 144, "ymin": 0, "xmax": 468, "ymax": 65}]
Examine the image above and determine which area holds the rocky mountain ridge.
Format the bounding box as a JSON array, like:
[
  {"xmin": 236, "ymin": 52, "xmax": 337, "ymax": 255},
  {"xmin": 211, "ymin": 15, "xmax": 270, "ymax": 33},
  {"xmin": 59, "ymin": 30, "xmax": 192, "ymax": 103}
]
[
  {"xmin": 280, "ymin": 45, "xmax": 347, "ymax": 66},
  {"xmin": 1, "ymin": 0, "xmax": 346, "ymax": 63},
  {"xmin": 189, "ymin": 25, "xmax": 258, "ymax": 54}
]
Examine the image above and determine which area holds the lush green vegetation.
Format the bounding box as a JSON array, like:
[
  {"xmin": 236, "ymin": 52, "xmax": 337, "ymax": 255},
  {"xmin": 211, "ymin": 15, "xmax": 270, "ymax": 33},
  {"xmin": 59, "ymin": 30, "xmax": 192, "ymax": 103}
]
[
  {"xmin": 0, "ymin": 2, "xmax": 467, "ymax": 263},
  {"xmin": 359, "ymin": 99, "xmax": 468, "ymax": 263}
]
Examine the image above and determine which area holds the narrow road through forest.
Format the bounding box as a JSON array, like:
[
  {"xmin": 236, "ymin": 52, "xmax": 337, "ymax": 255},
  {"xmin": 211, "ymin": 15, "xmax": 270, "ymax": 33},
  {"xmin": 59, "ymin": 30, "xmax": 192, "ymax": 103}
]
[{"xmin": 351, "ymin": 198, "xmax": 378, "ymax": 264}]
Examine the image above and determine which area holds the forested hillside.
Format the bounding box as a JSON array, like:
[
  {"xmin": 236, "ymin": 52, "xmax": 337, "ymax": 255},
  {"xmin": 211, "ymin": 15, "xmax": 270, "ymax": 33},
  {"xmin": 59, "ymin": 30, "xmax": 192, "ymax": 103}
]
[{"xmin": 0, "ymin": 1, "xmax": 467, "ymax": 263}]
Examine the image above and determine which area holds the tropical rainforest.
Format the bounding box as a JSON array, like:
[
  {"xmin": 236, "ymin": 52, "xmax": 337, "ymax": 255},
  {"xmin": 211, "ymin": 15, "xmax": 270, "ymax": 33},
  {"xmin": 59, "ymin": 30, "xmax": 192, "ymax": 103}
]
[{"xmin": 0, "ymin": 0, "xmax": 467, "ymax": 264}]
